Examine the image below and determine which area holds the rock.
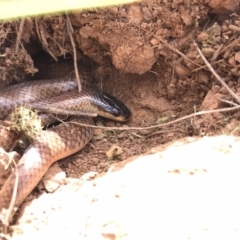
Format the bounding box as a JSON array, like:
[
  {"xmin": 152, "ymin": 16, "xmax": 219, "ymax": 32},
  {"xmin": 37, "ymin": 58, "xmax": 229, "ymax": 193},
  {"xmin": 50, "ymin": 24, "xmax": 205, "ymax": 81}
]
[
  {"xmin": 127, "ymin": 5, "xmax": 144, "ymax": 24},
  {"xmin": 208, "ymin": 0, "xmax": 239, "ymax": 14},
  {"xmin": 42, "ymin": 163, "xmax": 66, "ymax": 193},
  {"xmin": 11, "ymin": 135, "xmax": 240, "ymax": 240},
  {"xmin": 200, "ymin": 89, "xmax": 224, "ymax": 111}
]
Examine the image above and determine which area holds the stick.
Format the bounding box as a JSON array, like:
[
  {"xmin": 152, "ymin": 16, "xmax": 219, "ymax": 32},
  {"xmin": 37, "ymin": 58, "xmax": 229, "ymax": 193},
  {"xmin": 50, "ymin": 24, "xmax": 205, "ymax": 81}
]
[
  {"xmin": 15, "ymin": 18, "xmax": 25, "ymax": 52},
  {"xmin": 154, "ymin": 35, "xmax": 202, "ymax": 68},
  {"xmin": 70, "ymin": 105, "xmax": 240, "ymax": 131},
  {"xmin": 193, "ymin": 40, "xmax": 240, "ymax": 104},
  {"xmin": 2, "ymin": 159, "xmax": 18, "ymax": 234},
  {"xmin": 66, "ymin": 14, "xmax": 81, "ymax": 92}
]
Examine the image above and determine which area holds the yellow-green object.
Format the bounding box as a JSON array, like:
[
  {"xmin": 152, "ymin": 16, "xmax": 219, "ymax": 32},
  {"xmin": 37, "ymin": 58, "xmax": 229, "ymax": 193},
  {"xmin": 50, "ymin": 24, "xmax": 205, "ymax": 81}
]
[{"xmin": 0, "ymin": 0, "xmax": 137, "ymax": 20}]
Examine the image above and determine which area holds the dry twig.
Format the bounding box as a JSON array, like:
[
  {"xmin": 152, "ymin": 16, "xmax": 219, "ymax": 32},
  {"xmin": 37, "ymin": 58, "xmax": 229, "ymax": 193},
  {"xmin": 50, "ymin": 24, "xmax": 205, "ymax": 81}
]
[
  {"xmin": 154, "ymin": 35, "xmax": 201, "ymax": 68},
  {"xmin": 1, "ymin": 159, "xmax": 19, "ymax": 234},
  {"xmin": 71, "ymin": 105, "xmax": 240, "ymax": 131},
  {"xmin": 15, "ymin": 18, "xmax": 25, "ymax": 52},
  {"xmin": 0, "ymin": 23, "xmax": 11, "ymax": 48},
  {"xmin": 35, "ymin": 17, "xmax": 58, "ymax": 61},
  {"xmin": 66, "ymin": 14, "xmax": 81, "ymax": 92},
  {"xmin": 193, "ymin": 40, "xmax": 240, "ymax": 104},
  {"xmin": 192, "ymin": 59, "xmax": 223, "ymax": 72},
  {"xmin": 217, "ymin": 98, "xmax": 238, "ymax": 107},
  {"xmin": 220, "ymin": 36, "xmax": 240, "ymax": 55},
  {"xmin": 211, "ymin": 44, "xmax": 223, "ymax": 63}
]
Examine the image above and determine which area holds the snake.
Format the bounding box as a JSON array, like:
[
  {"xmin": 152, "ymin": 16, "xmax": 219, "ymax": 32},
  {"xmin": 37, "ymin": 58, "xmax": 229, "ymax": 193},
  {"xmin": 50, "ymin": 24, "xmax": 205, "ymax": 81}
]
[{"xmin": 0, "ymin": 73, "xmax": 131, "ymax": 214}]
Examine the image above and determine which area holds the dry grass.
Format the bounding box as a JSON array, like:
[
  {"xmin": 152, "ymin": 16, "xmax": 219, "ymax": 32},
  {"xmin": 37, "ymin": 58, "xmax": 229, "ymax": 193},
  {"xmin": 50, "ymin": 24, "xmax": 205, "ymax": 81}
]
[{"xmin": 10, "ymin": 106, "xmax": 42, "ymax": 141}]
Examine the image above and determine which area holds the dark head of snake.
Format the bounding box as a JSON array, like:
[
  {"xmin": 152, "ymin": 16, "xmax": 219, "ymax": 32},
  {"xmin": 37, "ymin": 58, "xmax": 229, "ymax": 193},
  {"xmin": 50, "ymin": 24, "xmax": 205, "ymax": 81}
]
[{"xmin": 90, "ymin": 89, "xmax": 131, "ymax": 122}]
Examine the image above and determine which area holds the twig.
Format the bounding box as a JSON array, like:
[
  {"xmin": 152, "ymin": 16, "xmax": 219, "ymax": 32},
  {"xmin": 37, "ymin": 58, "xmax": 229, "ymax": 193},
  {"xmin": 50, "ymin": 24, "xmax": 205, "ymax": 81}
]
[
  {"xmin": 145, "ymin": 128, "xmax": 182, "ymax": 138},
  {"xmin": 35, "ymin": 17, "xmax": 41, "ymax": 44},
  {"xmin": 220, "ymin": 36, "xmax": 240, "ymax": 55},
  {"xmin": 191, "ymin": 105, "xmax": 197, "ymax": 127},
  {"xmin": 0, "ymin": 23, "xmax": 11, "ymax": 48},
  {"xmin": 192, "ymin": 59, "xmax": 224, "ymax": 72},
  {"xmin": 130, "ymin": 132, "xmax": 145, "ymax": 138},
  {"xmin": 48, "ymin": 35, "xmax": 67, "ymax": 56},
  {"xmin": 211, "ymin": 44, "xmax": 223, "ymax": 63},
  {"xmin": 15, "ymin": 18, "xmax": 25, "ymax": 52},
  {"xmin": 2, "ymin": 159, "xmax": 19, "ymax": 234},
  {"xmin": 217, "ymin": 98, "xmax": 238, "ymax": 106},
  {"xmin": 154, "ymin": 35, "xmax": 202, "ymax": 68},
  {"xmin": 35, "ymin": 17, "xmax": 58, "ymax": 61},
  {"xmin": 70, "ymin": 105, "xmax": 240, "ymax": 131},
  {"xmin": 193, "ymin": 40, "xmax": 240, "ymax": 104},
  {"xmin": 66, "ymin": 14, "xmax": 81, "ymax": 92}
]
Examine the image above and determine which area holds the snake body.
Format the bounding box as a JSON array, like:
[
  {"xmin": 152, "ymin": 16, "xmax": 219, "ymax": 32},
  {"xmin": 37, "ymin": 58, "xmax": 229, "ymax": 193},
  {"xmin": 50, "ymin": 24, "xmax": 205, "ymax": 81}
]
[
  {"xmin": 0, "ymin": 118, "xmax": 93, "ymax": 210},
  {"xmin": 0, "ymin": 77, "xmax": 78, "ymax": 120},
  {"xmin": 0, "ymin": 75, "xmax": 131, "ymax": 212}
]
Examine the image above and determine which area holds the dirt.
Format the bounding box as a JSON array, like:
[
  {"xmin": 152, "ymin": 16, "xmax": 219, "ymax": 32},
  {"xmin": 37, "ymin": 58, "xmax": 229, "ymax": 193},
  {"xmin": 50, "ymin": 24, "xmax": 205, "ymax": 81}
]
[{"xmin": 0, "ymin": 0, "xmax": 240, "ymax": 237}]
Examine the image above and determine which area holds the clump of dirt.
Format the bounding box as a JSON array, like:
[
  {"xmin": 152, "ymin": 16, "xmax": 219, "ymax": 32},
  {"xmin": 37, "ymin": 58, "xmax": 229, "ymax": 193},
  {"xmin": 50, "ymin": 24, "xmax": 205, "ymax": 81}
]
[
  {"xmin": 71, "ymin": 1, "xmax": 209, "ymax": 74},
  {"xmin": 0, "ymin": 1, "xmax": 240, "ymax": 178}
]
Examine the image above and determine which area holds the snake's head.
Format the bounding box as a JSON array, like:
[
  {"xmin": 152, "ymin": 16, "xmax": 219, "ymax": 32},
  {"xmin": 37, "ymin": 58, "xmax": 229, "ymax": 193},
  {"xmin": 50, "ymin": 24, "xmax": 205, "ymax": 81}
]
[{"xmin": 93, "ymin": 90, "xmax": 131, "ymax": 122}]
